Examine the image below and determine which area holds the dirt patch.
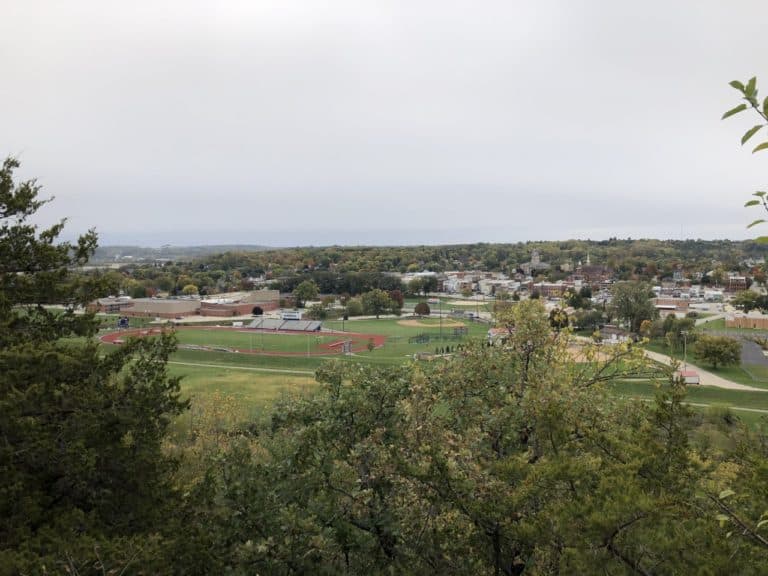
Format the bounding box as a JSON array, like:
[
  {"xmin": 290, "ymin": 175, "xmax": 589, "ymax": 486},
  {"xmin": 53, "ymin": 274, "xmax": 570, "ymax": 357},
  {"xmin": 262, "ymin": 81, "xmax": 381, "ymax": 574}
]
[
  {"xmin": 567, "ymin": 344, "xmax": 614, "ymax": 362},
  {"xmin": 398, "ymin": 319, "xmax": 466, "ymax": 328},
  {"xmin": 445, "ymin": 300, "xmax": 483, "ymax": 306}
]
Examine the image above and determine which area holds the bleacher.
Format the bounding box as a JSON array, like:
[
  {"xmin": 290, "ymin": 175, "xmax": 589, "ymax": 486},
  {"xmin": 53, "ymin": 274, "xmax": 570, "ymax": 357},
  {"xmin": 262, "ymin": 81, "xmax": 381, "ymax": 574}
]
[{"xmin": 246, "ymin": 318, "xmax": 322, "ymax": 332}]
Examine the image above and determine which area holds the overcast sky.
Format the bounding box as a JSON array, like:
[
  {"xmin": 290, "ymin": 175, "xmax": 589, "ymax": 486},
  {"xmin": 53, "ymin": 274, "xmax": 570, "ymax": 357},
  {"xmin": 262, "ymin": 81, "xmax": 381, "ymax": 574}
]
[{"xmin": 2, "ymin": 1, "xmax": 768, "ymax": 246}]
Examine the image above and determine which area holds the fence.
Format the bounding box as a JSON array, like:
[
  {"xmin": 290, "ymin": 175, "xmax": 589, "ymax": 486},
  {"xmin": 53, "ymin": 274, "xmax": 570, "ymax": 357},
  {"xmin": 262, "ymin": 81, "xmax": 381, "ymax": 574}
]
[{"xmin": 408, "ymin": 328, "xmax": 468, "ymax": 344}]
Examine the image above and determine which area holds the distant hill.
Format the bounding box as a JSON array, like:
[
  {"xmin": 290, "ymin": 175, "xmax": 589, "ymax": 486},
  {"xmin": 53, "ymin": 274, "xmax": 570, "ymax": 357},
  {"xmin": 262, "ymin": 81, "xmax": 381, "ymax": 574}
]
[{"xmin": 92, "ymin": 244, "xmax": 272, "ymax": 263}]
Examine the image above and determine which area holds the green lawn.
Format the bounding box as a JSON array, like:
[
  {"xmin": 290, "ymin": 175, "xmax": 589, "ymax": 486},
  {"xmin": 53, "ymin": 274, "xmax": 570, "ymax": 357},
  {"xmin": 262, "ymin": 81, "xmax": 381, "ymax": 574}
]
[
  {"xmin": 698, "ymin": 317, "xmax": 768, "ymax": 335},
  {"xmin": 150, "ymin": 317, "xmax": 488, "ymax": 414},
  {"xmin": 608, "ymin": 380, "xmax": 768, "ymax": 428},
  {"xmin": 169, "ymin": 362, "xmax": 318, "ymax": 420}
]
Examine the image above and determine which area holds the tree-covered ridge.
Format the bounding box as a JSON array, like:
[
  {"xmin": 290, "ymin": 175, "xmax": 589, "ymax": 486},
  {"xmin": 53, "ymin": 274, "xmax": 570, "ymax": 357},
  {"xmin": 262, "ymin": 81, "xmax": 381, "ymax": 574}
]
[{"xmin": 164, "ymin": 238, "xmax": 767, "ymax": 277}]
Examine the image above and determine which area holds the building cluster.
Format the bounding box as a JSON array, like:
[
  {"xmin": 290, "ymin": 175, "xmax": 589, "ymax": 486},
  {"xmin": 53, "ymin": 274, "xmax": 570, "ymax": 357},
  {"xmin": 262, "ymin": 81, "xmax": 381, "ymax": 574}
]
[{"xmin": 399, "ymin": 251, "xmax": 614, "ymax": 300}]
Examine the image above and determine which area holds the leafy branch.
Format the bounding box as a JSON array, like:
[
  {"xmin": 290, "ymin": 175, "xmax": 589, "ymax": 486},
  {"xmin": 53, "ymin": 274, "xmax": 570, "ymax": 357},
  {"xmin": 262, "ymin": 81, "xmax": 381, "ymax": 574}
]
[{"xmin": 723, "ymin": 76, "xmax": 768, "ymax": 240}]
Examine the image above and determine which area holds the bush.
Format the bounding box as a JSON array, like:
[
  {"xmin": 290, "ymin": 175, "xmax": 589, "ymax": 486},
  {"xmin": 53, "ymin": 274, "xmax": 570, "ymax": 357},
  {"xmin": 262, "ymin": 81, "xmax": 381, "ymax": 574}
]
[{"xmin": 346, "ymin": 299, "xmax": 363, "ymax": 317}]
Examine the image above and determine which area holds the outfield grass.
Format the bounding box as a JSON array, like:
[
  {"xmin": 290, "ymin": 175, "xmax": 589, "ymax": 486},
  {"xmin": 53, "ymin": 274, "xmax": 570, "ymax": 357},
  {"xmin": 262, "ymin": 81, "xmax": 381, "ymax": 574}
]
[
  {"xmin": 172, "ymin": 347, "xmax": 329, "ymax": 371},
  {"xmin": 176, "ymin": 328, "xmax": 340, "ymax": 354},
  {"xmin": 325, "ymin": 317, "xmax": 488, "ymax": 362},
  {"xmin": 154, "ymin": 317, "xmax": 491, "ymax": 365},
  {"xmin": 132, "ymin": 317, "xmax": 486, "ymax": 413}
]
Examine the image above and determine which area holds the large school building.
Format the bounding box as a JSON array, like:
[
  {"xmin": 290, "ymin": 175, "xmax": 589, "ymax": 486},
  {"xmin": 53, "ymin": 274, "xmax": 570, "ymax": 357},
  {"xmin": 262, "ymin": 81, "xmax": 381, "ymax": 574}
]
[{"xmin": 90, "ymin": 290, "xmax": 280, "ymax": 319}]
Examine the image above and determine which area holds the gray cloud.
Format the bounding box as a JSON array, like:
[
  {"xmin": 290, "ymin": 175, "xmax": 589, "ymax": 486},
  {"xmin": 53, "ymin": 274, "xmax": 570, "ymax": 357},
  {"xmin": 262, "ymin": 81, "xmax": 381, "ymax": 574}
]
[{"xmin": 2, "ymin": 0, "xmax": 767, "ymax": 246}]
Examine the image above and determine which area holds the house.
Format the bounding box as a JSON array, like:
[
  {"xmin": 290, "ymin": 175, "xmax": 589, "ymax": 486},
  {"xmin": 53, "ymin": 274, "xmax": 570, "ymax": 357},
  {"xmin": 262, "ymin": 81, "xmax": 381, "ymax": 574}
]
[{"xmin": 599, "ymin": 324, "xmax": 631, "ymax": 343}]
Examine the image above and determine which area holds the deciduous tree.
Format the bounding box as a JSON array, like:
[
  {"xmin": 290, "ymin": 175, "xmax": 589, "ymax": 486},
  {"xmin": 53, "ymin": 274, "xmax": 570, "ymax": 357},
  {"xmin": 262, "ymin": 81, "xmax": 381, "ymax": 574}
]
[
  {"xmin": 293, "ymin": 279, "xmax": 319, "ymax": 308},
  {"xmin": 694, "ymin": 334, "xmax": 741, "ymax": 370},
  {"xmin": 610, "ymin": 281, "xmax": 658, "ymax": 333},
  {"xmin": 361, "ymin": 288, "xmax": 392, "ymax": 318}
]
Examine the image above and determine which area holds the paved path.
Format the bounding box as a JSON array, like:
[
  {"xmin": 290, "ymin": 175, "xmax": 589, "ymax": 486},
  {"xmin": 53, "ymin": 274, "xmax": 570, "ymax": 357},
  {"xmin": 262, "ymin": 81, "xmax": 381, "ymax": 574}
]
[
  {"xmin": 643, "ymin": 350, "xmax": 766, "ymax": 392},
  {"xmin": 695, "ymin": 313, "xmax": 724, "ymax": 326},
  {"xmin": 168, "ymin": 361, "xmax": 314, "ymax": 375},
  {"xmin": 628, "ymin": 397, "xmax": 768, "ymax": 415},
  {"xmin": 740, "ymin": 339, "xmax": 768, "ymax": 367}
]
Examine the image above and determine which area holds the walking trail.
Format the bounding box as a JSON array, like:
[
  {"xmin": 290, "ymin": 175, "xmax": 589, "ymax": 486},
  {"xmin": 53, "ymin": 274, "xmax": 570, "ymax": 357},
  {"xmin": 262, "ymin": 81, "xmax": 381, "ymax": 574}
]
[{"xmin": 643, "ymin": 350, "xmax": 766, "ymax": 392}]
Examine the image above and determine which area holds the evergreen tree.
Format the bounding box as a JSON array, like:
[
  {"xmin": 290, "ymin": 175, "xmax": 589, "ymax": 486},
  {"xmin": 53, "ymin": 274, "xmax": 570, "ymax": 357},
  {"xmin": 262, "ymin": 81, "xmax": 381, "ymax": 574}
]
[{"xmin": 0, "ymin": 158, "xmax": 187, "ymax": 571}]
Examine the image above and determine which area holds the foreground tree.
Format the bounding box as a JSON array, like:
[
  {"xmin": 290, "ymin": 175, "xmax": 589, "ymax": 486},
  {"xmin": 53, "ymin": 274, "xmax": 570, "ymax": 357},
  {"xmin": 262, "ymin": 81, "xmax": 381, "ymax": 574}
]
[{"xmin": 0, "ymin": 158, "xmax": 187, "ymax": 572}]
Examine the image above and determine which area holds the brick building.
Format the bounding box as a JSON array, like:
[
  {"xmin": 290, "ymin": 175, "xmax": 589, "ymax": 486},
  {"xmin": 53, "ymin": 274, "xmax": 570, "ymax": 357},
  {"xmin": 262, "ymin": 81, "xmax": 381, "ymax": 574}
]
[{"xmin": 90, "ymin": 290, "xmax": 280, "ymax": 319}]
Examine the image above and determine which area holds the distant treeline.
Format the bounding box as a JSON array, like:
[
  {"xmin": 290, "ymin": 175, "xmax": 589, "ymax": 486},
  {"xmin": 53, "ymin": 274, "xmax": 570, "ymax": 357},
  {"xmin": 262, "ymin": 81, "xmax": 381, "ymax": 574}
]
[
  {"xmin": 188, "ymin": 239, "xmax": 768, "ymax": 277},
  {"xmin": 270, "ymin": 271, "xmax": 406, "ymax": 296},
  {"xmin": 98, "ymin": 239, "xmax": 768, "ymax": 298}
]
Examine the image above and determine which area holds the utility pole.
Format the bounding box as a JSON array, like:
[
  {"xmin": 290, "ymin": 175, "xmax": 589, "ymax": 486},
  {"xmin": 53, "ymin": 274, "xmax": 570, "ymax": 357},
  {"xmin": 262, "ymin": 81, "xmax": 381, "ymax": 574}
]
[{"xmin": 439, "ymin": 298, "xmax": 443, "ymax": 341}]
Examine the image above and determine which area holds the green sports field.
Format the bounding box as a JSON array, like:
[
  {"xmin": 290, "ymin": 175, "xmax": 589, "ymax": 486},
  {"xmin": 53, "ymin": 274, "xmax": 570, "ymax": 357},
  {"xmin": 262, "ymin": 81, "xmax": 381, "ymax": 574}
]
[
  {"xmin": 100, "ymin": 315, "xmax": 768, "ymax": 429},
  {"xmin": 100, "ymin": 316, "xmax": 491, "ymax": 409},
  {"xmin": 176, "ymin": 327, "xmax": 346, "ymax": 354},
  {"xmin": 145, "ymin": 316, "xmax": 491, "ymax": 363}
]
